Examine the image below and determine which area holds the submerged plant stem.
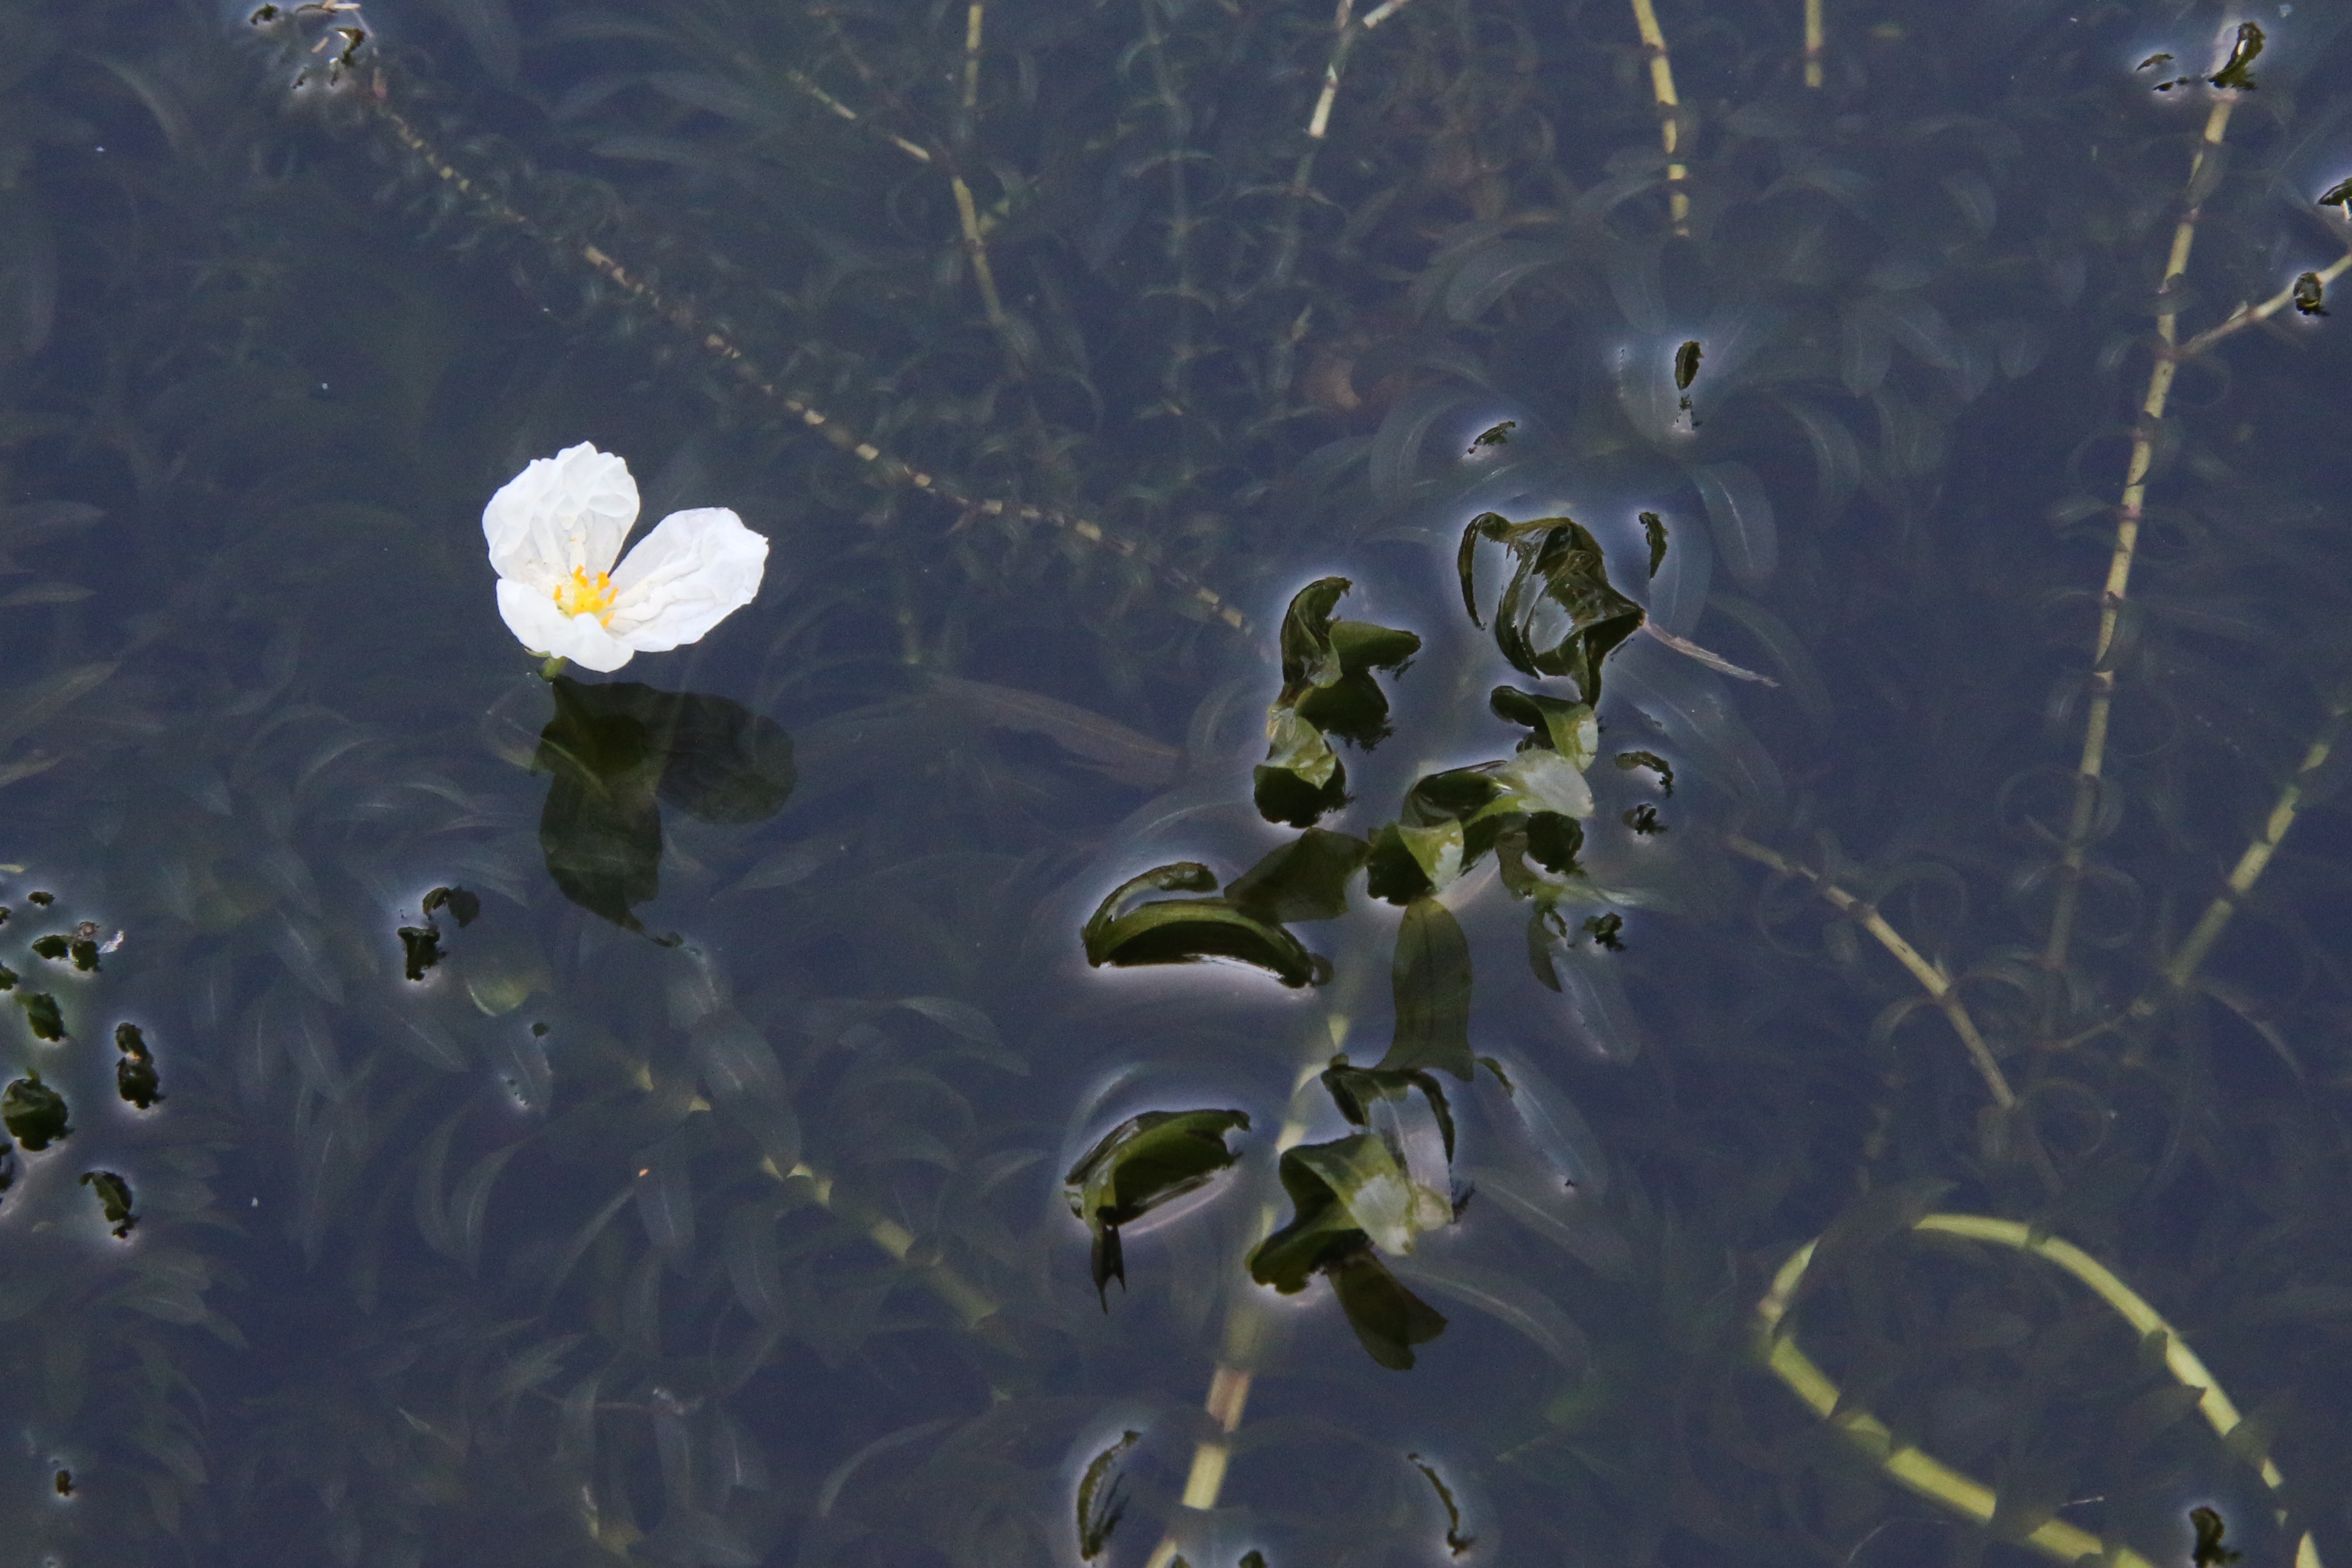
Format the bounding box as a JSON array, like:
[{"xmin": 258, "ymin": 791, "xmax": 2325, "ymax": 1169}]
[
  {"xmin": 1802, "ymin": 0, "xmax": 1824, "ymax": 88},
  {"xmin": 2045, "ymin": 89, "xmax": 2235, "ymax": 978},
  {"xmin": 1724, "ymin": 836, "xmax": 2017, "ymax": 1112},
  {"xmin": 2061, "ymin": 691, "xmax": 2352, "ymax": 1050},
  {"xmin": 1757, "ymin": 1214, "xmax": 2323, "ymax": 1568},
  {"xmin": 1140, "ymin": 1011, "xmax": 1353, "ymax": 1568},
  {"xmin": 1626, "ymin": 0, "xmax": 1690, "ymax": 232}
]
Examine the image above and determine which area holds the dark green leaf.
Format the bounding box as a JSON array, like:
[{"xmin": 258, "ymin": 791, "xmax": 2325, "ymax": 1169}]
[
  {"xmin": 1622, "ymin": 803, "xmax": 1665, "ymax": 836},
  {"xmin": 1321, "ymin": 1057, "xmax": 1456, "ymax": 1160},
  {"xmin": 117, "ymin": 1054, "xmax": 162, "ymax": 1110},
  {"xmin": 2136, "ymin": 52, "xmax": 2172, "ymax": 69},
  {"xmin": 1382, "ymin": 899, "xmax": 1474, "ymax": 1078},
  {"xmin": 1489, "ymin": 686, "xmax": 1598, "ymax": 762},
  {"xmin": 2, "ymin": 1073, "xmax": 70, "ymax": 1149},
  {"xmin": 398, "ymin": 924, "xmax": 445, "ymax": 982},
  {"xmin": 114, "ymin": 1021, "xmax": 148, "ymax": 1057},
  {"xmin": 1085, "ymin": 860, "xmax": 1330, "ymax": 987},
  {"xmin": 1581, "ymin": 912, "xmax": 1624, "ymax": 951},
  {"xmin": 1064, "ymin": 1109, "xmax": 1250, "ymax": 1305},
  {"xmin": 1269, "ymin": 578, "xmax": 1421, "ymax": 751},
  {"xmin": 1225, "ymin": 829, "xmax": 1368, "ymax": 924},
  {"xmin": 1460, "ymin": 514, "xmax": 1645, "ymax": 702},
  {"xmin": 1468, "ymin": 420, "xmax": 1514, "ymax": 450},
  {"xmin": 1327, "ymin": 1244, "xmax": 1449, "ymax": 1369},
  {"xmin": 2294, "ymin": 272, "xmax": 2326, "ymax": 317},
  {"xmin": 18, "ymin": 991, "xmax": 64, "ymax": 1040},
  {"xmin": 1252, "ymin": 760, "xmax": 1348, "ymax": 828},
  {"xmin": 1365, "ymin": 824, "xmax": 1436, "ymax": 906},
  {"xmin": 422, "ymin": 885, "xmax": 482, "ymax": 926},
  {"xmin": 1674, "ymin": 340, "xmax": 1701, "ymax": 391},
  {"xmin": 1641, "ymin": 511, "xmax": 1668, "ymax": 578},
  {"xmin": 1075, "ymin": 1431, "xmax": 1140, "ymax": 1559},
  {"xmin": 25, "ymin": 891, "xmax": 51, "ymax": 907},
  {"xmin": 2208, "ymin": 21, "xmax": 2262, "ymax": 89},
  {"xmin": 536, "ymin": 678, "xmax": 795, "ymax": 931},
  {"xmin": 0, "ymin": 1141, "xmax": 14, "ymax": 1194},
  {"xmin": 67, "ymin": 939, "xmax": 99, "ymax": 972},
  {"xmin": 29, "ymin": 934, "xmax": 66, "ymax": 961},
  {"xmin": 1246, "ymin": 1132, "xmax": 1456, "ymax": 1366},
  {"xmin": 80, "ymin": 1170, "xmax": 137, "ymax": 1237},
  {"xmin": 2322, "ymin": 176, "xmax": 2352, "ymax": 208},
  {"xmin": 1614, "ymin": 749, "xmax": 1675, "ymax": 795},
  {"xmin": 0, "ymin": 963, "xmax": 12, "ymax": 991}
]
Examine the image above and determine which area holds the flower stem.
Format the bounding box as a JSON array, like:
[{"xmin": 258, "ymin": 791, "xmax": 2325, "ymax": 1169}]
[{"xmin": 538, "ymin": 656, "xmax": 568, "ymax": 681}]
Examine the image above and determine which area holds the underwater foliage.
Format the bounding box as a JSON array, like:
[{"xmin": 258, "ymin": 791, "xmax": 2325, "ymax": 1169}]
[{"xmin": 4, "ymin": 0, "xmax": 2352, "ymax": 1564}]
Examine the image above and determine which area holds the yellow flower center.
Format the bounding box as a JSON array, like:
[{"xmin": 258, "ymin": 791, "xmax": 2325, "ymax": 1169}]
[{"xmin": 552, "ymin": 566, "xmax": 617, "ymax": 621}]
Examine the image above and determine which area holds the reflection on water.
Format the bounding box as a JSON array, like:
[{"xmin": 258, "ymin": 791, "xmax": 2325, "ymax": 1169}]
[{"xmin": 1, "ymin": 0, "xmax": 2349, "ymax": 1564}]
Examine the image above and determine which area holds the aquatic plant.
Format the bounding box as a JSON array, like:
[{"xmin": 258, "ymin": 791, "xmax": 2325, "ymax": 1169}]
[{"xmin": 4, "ymin": 0, "xmax": 2352, "ymax": 1563}]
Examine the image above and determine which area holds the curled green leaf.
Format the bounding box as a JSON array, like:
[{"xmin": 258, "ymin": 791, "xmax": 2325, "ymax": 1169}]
[
  {"xmin": 1084, "ymin": 861, "xmax": 1330, "ymax": 987},
  {"xmin": 80, "ymin": 1170, "xmax": 137, "ymax": 1237},
  {"xmin": 1076, "ymin": 1430, "xmax": 1140, "ymax": 1559},
  {"xmin": 18, "ymin": 991, "xmax": 65, "ymax": 1041},
  {"xmin": 1064, "ymin": 1109, "xmax": 1250, "ymax": 1306},
  {"xmin": 2208, "ymin": 21, "xmax": 2262, "ymax": 89}
]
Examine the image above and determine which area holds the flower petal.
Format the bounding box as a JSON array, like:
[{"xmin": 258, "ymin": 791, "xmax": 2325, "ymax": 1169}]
[
  {"xmin": 483, "ymin": 443, "xmax": 640, "ymax": 585},
  {"xmin": 605, "ymin": 507, "xmax": 768, "ymax": 653},
  {"xmin": 496, "ymin": 579, "xmax": 638, "ymax": 672}
]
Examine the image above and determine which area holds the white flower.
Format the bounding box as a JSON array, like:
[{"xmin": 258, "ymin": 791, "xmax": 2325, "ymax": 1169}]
[{"xmin": 483, "ymin": 443, "xmax": 767, "ymax": 673}]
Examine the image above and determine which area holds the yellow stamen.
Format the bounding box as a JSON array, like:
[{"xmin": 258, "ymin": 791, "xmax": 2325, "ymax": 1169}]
[{"xmin": 552, "ymin": 566, "xmax": 616, "ymax": 621}]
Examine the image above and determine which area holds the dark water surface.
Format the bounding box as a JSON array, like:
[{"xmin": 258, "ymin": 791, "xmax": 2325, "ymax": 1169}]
[{"xmin": 3, "ymin": 0, "xmax": 2351, "ymax": 1564}]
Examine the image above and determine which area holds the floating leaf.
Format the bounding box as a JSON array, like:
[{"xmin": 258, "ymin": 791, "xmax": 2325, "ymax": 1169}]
[
  {"xmin": 117, "ymin": 1054, "xmax": 162, "ymax": 1110},
  {"xmin": 0, "ymin": 963, "xmax": 11, "ymax": 991},
  {"xmin": 1582, "ymin": 912, "xmax": 1625, "ymax": 951},
  {"xmin": 2, "ymin": 1072, "xmax": 69, "ymax": 1149},
  {"xmin": 1458, "ymin": 514, "xmax": 1644, "ymax": 704},
  {"xmin": 2136, "ymin": 51, "xmax": 2172, "ymax": 69},
  {"xmin": 1614, "ymin": 750, "xmax": 1675, "ymax": 795},
  {"xmin": 29, "ymin": 934, "xmax": 66, "ymax": 961},
  {"xmin": 1641, "ymin": 511, "xmax": 1668, "ymax": 578},
  {"xmin": 1407, "ymin": 1454, "xmax": 1476, "ymax": 1556},
  {"xmin": 2321, "ymin": 176, "xmax": 2352, "ymax": 208},
  {"xmin": 1084, "ymin": 861, "xmax": 1329, "ymax": 987},
  {"xmin": 2208, "ymin": 21, "xmax": 2262, "ymax": 89},
  {"xmin": 18, "ymin": 990, "xmax": 64, "ymax": 1040},
  {"xmin": 422, "ymin": 885, "xmax": 482, "ymax": 926},
  {"xmin": 1224, "ymin": 829, "xmax": 1368, "ymax": 925},
  {"xmin": 1623, "ymin": 803, "xmax": 1665, "ymax": 836},
  {"xmin": 1248, "ymin": 1135, "xmax": 1452, "ymax": 1367},
  {"xmin": 1274, "ymin": 578, "xmax": 1422, "ymax": 746},
  {"xmin": 1673, "ymin": 338, "xmax": 1701, "ymax": 391},
  {"xmin": 1075, "ymin": 1430, "xmax": 1140, "ymax": 1559},
  {"xmin": 1321, "ymin": 1057, "xmax": 1457, "ymax": 1161},
  {"xmin": 1381, "ymin": 899, "xmax": 1474, "ymax": 1080},
  {"xmin": 1063, "ymin": 1109, "xmax": 1250, "ymax": 1306},
  {"xmin": 80, "ymin": 1170, "xmax": 137, "ymax": 1237},
  {"xmin": 1468, "ymin": 420, "xmax": 1515, "ymax": 450},
  {"xmin": 67, "ymin": 938, "xmax": 99, "ymax": 972},
  {"xmin": 2294, "ymin": 272, "xmax": 2326, "ymax": 317}
]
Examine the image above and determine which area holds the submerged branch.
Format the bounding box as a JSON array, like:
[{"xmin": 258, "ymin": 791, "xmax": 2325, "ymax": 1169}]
[
  {"xmin": 1626, "ymin": 0, "xmax": 1690, "ymax": 232},
  {"xmin": 2045, "ymin": 80, "xmax": 2238, "ymax": 976},
  {"xmin": 1757, "ymin": 1214, "xmax": 2323, "ymax": 1568},
  {"xmin": 1725, "ymin": 836, "xmax": 2017, "ymax": 1112}
]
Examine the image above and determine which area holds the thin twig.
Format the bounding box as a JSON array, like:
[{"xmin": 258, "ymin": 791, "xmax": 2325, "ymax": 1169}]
[
  {"xmin": 2045, "ymin": 77, "xmax": 2238, "ymax": 977},
  {"xmin": 1726, "ymin": 836, "xmax": 2017, "ymax": 1111},
  {"xmin": 2058, "ymin": 692, "xmax": 2352, "ymax": 1050},
  {"xmin": 2177, "ymin": 227, "xmax": 2352, "ymax": 358},
  {"xmin": 366, "ymin": 96, "xmax": 1253, "ymax": 632},
  {"xmin": 1626, "ymin": 0, "xmax": 1690, "ymax": 232}
]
